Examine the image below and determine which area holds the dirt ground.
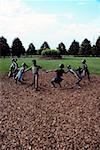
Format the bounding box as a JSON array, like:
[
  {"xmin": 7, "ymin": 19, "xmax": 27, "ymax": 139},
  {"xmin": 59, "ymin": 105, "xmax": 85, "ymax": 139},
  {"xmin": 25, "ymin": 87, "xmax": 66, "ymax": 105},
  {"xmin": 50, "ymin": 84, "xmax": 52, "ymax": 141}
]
[{"xmin": 0, "ymin": 71, "xmax": 100, "ymax": 150}]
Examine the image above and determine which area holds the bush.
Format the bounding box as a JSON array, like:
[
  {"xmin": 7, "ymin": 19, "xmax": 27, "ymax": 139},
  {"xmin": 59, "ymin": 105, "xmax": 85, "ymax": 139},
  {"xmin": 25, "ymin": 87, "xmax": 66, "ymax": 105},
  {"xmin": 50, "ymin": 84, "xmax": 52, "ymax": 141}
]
[
  {"xmin": 37, "ymin": 49, "xmax": 43, "ymax": 55},
  {"xmin": 41, "ymin": 49, "xmax": 61, "ymax": 58}
]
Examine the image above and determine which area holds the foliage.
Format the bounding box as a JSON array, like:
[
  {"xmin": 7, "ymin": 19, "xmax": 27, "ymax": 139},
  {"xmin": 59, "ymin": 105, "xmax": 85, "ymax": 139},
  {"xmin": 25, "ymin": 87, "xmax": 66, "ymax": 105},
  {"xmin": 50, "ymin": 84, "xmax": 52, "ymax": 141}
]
[
  {"xmin": 40, "ymin": 41, "xmax": 50, "ymax": 50},
  {"xmin": 37, "ymin": 49, "xmax": 43, "ymax": 55},
  {"xmin": 37, "ymin": 41, "xmax": 50, "ymax": 55},
  {"xmin": 26, "ymin": 43, "xmax": 36, "ymax": 55},
  {"xmin": 0, "ymin": 36, "xmax": 10, "ymax": 57},
  {"xmin": 68, "ymin": 40, "xmax": 79, "ymax": 55},
  {"xmin": 79, "ymin": 38, "xmax": 91, "ymax": 56},
  {"xmin": 57, "ymin": 42, "xmax": 67, "ymax": 55},
  {"xmin": 95, "ymin": 36, "xmax": 100, "ymax": 56},
  {"xmin": 91, "ymin": 45, "xmax": 97, "ymax": 56},
  {"xmin": 41, "ymin": 49, "xmax": 61, "ymax": 58},
  {"xmin": 11, "ymin": 38, "xmax": 25, "ymax": 57},
  {"xmin": 0, "ymin": 36, "xmax": 100, "ymax": 57}
]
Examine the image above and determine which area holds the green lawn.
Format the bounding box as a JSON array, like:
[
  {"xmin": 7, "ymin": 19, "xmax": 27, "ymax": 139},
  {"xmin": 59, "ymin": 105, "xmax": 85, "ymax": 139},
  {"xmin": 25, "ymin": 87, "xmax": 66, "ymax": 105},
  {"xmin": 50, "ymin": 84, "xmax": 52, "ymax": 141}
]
[{"xmin": 0, "ymin": 56, "xmax": 100, "ymax": 74}]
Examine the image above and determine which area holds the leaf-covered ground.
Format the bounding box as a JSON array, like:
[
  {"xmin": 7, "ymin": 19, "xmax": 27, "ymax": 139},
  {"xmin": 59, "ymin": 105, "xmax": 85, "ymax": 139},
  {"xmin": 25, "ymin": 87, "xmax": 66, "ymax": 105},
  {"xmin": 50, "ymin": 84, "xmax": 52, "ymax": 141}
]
[{"xmin": 0, "ymin": 72, "xmax": 100, "ymax": 150}]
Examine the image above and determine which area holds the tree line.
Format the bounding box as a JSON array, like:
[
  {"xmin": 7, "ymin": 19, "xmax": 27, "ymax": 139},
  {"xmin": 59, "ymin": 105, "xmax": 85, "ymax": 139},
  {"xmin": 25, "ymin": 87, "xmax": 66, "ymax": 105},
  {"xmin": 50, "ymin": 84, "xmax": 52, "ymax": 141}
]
[{"xmin": 0, "ymin": 36, "xmax": 100, "ymax": 57}]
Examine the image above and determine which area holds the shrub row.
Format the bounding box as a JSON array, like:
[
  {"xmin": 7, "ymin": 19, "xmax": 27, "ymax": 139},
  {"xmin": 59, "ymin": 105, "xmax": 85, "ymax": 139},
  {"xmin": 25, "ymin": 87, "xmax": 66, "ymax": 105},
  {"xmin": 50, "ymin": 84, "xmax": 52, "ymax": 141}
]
[{"xmin": 41, "ymin": 49, "xmax": 61, "ymax": 58}]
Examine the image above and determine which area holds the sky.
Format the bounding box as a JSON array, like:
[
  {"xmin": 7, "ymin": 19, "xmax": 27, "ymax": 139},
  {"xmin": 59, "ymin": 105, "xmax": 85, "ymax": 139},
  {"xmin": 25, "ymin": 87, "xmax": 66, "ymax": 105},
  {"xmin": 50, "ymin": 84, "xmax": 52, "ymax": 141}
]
[{"xmin": 0, "ymin": 0, "xmax": 100, "ymax": 49}]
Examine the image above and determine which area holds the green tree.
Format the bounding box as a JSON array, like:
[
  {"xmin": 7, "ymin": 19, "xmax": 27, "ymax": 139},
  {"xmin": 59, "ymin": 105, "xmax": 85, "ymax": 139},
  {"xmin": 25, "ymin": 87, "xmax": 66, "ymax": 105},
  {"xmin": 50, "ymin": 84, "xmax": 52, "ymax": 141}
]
[
  {"xmin": 79, "ymin": 39, "xmax": 91, "ymax": 56},
  {"xmin": 37, "ymin": 41, "xmax": 50, "ymax": 55},
  {"xmin": 57, "ymin": 42, "xmax": 67, "ymax": 55},
  {"xmin": 91, "ymin": 45, "xmax": 96, "ymax": 56},
  {"xmin": 26, "ymin": 43, "xmax": 36, "ymax": 56},
  {"xmin": 0, "ymin": 36, "xmax": 10, "ymax": 57},
  {"xmin": 68, "ymin": 40, "xmax": 79, "ymax": 55},
  {"xmin": 11, "ymin": 38, "xmax": 25, "ymax": 57},
  {"xmin": 40, "ymin": 41, "xmax": 50, "ymax": 50},
  {"xmin": 95, "ymin": 36, "xmax": 100, "ymax": 56}
]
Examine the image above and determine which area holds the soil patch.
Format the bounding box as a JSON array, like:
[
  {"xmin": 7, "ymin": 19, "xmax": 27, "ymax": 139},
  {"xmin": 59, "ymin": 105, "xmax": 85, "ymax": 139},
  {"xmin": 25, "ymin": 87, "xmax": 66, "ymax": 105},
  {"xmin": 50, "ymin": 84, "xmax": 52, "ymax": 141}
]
[{"xmin": 0, "ymin": 72, "xmax": 100, "ymax": 149}]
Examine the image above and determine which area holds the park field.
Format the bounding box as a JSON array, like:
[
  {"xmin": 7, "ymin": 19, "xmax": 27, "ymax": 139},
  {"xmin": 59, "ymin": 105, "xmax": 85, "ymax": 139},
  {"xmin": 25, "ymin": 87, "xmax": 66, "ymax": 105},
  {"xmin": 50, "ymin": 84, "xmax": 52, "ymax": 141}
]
[{"xmin": 0, "ymin": 56, "xmax": 100, "ymax": 74}]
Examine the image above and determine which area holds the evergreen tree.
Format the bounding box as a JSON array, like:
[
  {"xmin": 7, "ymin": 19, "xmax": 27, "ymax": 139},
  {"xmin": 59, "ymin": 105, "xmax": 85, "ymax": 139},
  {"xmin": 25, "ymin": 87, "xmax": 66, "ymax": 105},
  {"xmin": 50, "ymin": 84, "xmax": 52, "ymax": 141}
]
[
  {"xmin": 40, "ymin": 41, "xmax": 50, "ymax": 50},
  {"xmin": 91, "ymin": 45, "xmax": 96, "ymax": 56},
  {"xmin": 68, "ymin": 40, "xmax": 79, "ymax": 55},
  {"xmin": 0, "ymin": 36, "xmax": 10, "ymax": 57},
  {"xmin": 37, "ymin": 41, "xmax": 50, "ymax": 55},
  {"xmin": 95, "ymin": 36, "xmax": 100, "ymax": 56},
  {"xmin": 57, "ymin": 42, "xmax": 67, "ymax": 55},
  {"xmin": 79, "ymin": 38, "xmax": 91, "ymax": 56},
  {"xmin": 26, "ymin": 43, "xmax": 36, "ymax": 55},
  {"xmin": 11, "ymin": 38, "xmax": 25, "ymax": 57}
]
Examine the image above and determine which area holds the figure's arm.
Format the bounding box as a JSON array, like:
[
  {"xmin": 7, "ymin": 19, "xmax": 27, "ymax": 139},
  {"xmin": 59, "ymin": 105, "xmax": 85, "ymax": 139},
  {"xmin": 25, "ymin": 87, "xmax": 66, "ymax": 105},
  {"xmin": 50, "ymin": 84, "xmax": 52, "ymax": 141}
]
[
  {"xmin": 65, "ymin": 69, "xmax": 69, "ymax": 74},
  {"xmin": 13, "ymin": 63, "xmax": 19, "ymax": 72},
  {"xmin": 38, "ymin": 66, "xmax": 42, "ymax": 69},
  {"xmin": 66, "ymin": 69, "xmax": 75, "ymax": 75},
  {"xmin": 45, "ymin": 70, "xmax": 52, "ymax": 73},
  {"xmin": 9, "ymin": 64, "xmax": 13, "ymax": 71},
  {"xmin": 45, "ymin": 69, "xmax": 56, "ymax": 73},
  {"xmin": 25, "ymin": 66, "xmax": 32, "ymax": 72}
]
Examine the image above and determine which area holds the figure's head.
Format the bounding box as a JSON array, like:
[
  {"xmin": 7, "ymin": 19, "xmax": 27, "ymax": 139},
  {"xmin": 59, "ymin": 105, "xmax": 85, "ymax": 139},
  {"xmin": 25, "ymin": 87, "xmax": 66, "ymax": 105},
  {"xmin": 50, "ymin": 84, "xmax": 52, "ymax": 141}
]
[
  {"xmin": 14, "ymin": 58, "xmax": 17, "ymax": 62},
  {"xmin": 77, "ymin": 66, "xmax": 82, "ymax": 71},
  {"xmin": 67, "ymin": 65, "xmax": 71, "ymax": 69},
  {"xmin": 12, "ymin": 58, "xmax": 15, "ymax": 62},
  {"xmin": 32, "ymin": 59, "xmax": 36, "ymax": 65},
  {"xmin": 82, "ymin": 59, "xmax": 86, "ymax": 64},
  {"xmin": 21, "ymin": 63, "xmax": 27, "ymax": 68},
  {"xmin": 12, "ymin": 58, "xmax": 17, "ymax": 62},
  {"xmin": 59, "ymin": 64, "xmax": 64, "ymax": 68}
]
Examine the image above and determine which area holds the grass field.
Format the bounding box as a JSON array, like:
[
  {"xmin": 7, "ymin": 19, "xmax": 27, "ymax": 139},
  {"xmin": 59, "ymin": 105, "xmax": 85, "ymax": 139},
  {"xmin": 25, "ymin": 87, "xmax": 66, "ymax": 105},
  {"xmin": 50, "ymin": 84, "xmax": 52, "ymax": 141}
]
[{"xmin": 0, "ymin": 56, "xmax": 100, "ymax": 74}]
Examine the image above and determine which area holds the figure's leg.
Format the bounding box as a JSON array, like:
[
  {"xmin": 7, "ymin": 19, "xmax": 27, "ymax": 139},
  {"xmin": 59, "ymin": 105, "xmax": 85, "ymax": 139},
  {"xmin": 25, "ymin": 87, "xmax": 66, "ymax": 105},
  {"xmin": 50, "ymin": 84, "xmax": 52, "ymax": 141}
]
[
  {"xmin": 81, "ymin": 70, "xmax": 85, "ymax": 77},
  {"xmin": 57, "ymin": 78, "xmax": 62, "ymax": 87},
  {"xmin": 51, "ymin": 79, "xmax": 56, "ymax": 88},
  {"xmin": 58, "ymin": 82, "xmax": 62, "ymax": 87},
  {"xmin": 18, "ymin": 79, "xmax": 22, "ymax": 84},
  {"xmin": 13, "ymin": 73, "xmax": 16, "ymax": 79},
  {"xmin": 76, "ymin": 78, "xmax": 81, "ymax": 86},
  {"xmin": 15, "ymin": 76, "xmax": 18, "ymax": 84},
  {"xmin": 86, "ymin": 70, "xmax": 90, "ymax": 81},
  {"xmin": 18, "ymin": 75, "xmax": 23, "ymax": 84},
  {"xmin": 36, "ymin": 74, "xmax": 39, "ymax": 90},
  {"xmin": 8, "ymin": 71, "xmax": 11, "ymax": 78},
  {"xmin": 75, "ymin": 74, "xmax": 82, "ymax": 86},
  {"xmin": 15, "ymin": 71, "xmax": 22, "ymax": 84},
  {"xmin": 13, "ymin": 70, "xmax": 17, "ymax": 79},
  {"xmin": 32, "ymin": 75, "xmax": 35, "ymax": 89},
  {"xmin": 8, "ymin": 70, "xmax": 13, "ymax": 78},
  {"xmin": 51, "ymin": 81, "xmax": 56, "ymax": 88}
]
